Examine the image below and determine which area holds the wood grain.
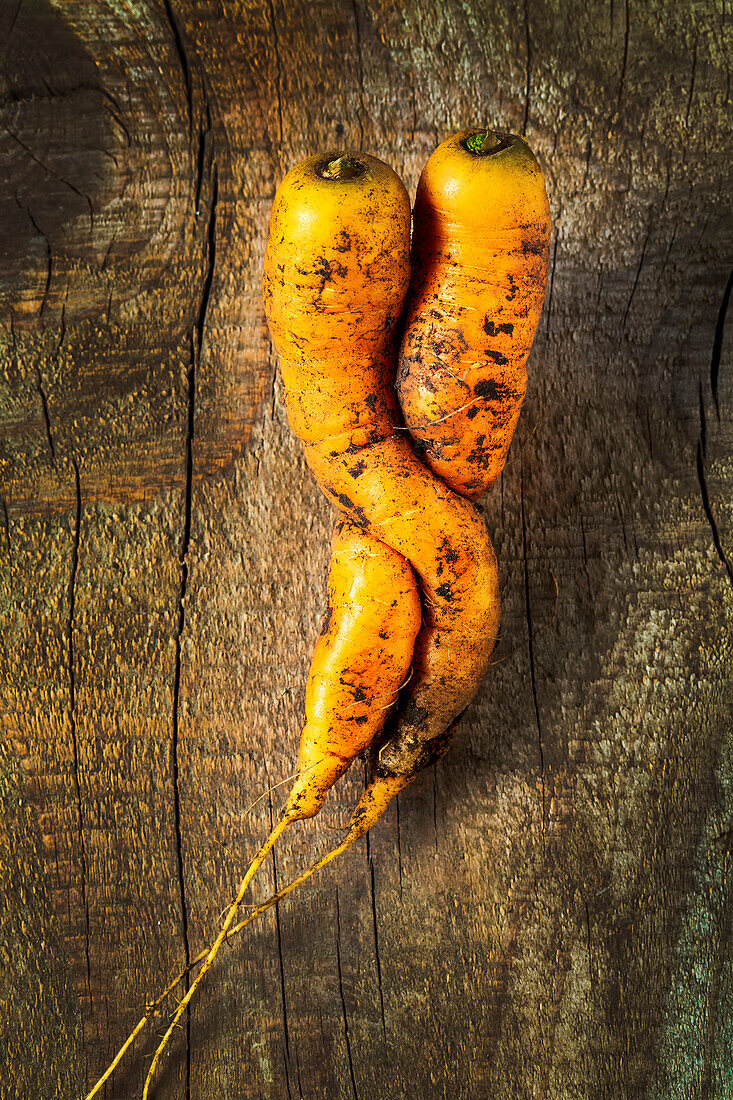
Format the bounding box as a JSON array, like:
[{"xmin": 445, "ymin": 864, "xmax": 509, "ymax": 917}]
[{"xmin": 1, "ymin": 1, "xmax": 731, "ymax": 1097}]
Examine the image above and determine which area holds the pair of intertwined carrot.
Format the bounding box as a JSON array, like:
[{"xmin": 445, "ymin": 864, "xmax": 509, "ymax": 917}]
[
  {"xmin": 270, "ymin": 128, "xmax": 550, "ymax": 799},
  {"xmin": 85, "ymin": 128, "xmax": 550, "ymax": 1098}
]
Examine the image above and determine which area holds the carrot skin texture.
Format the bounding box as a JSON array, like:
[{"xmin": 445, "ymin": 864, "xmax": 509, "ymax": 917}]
[
  {"xmin": 286, "ymin": 520, "xmax": 421, "ymax": 820},
  {"xmin": 397, "ymin": 130, "xmax": 551, "ymax": 500},
  {"xmin": 264, "ymin": 152, "xmax": 501, "ymax": 778}
]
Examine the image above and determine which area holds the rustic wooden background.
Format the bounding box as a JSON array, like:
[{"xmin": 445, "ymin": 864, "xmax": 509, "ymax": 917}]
[{"xmin": 1, "ymin": 1, "xmax": 731, "ymax": 1097}]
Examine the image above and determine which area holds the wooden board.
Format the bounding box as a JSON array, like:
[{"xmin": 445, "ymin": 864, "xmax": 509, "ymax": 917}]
[{"xmin": 1, "ymin": 1, "xmax": 731, "ymax": 1096}]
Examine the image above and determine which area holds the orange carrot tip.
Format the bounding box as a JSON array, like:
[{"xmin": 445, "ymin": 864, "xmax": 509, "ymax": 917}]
[{"xmin": 346, "ymin": 772, "xmax": 412, "ymax": 841}]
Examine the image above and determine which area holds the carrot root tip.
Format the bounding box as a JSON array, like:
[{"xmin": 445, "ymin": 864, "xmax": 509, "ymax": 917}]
[
  {"xmin": 284, "ymin": 756, "xmax": 351, "ymax": 821},
  {"xmin": 346, "ymin": 773, "xmax": 411, "ymax": 841}
]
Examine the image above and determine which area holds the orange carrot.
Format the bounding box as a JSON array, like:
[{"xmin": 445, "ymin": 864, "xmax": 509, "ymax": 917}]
[
  {"xmin": 285, "ymin": 518, "xmax": 421, "ymax": 819},
  {"xmin": 397, "ymin": 128, "xmax": 551, "ymax": 499}
]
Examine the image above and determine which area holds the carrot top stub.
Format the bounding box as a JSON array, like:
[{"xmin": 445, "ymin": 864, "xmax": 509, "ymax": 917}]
[
  {"xmin": 462, "ymin": 129, "xmax": 512, "ymax": 156},
  {"xmin": 419, "ymin": 128, "xmax": 551, "ymax": 233},
  {"xmin": 394, "ymin": 126, "xmax": 551, "ymax": 500},
  {"xmin": 318, "ymin": 152, "xmax": 366, "ymax": 180},
  {"xmin": 263, "ymin": 150, "xmax": 411, "ymax": 327}
]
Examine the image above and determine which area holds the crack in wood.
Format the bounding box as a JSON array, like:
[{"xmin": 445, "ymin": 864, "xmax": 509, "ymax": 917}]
[
  {"xmin": 365, "ymin": 829, "xmax": 387, "ymax": 1044},
  {"xmin": 584, "ymin": 899, "xmax": 594, "ymax": 989},
  {"xmin": 58, "ymin": 298, "xmax": 66, "ymax": 353},
  {"xmin": 621, "ymin": 227, "xmax": 649, "ymax": 338},
  {"xmin": 16, "ymin": 197, "xmax": 53, "ymax": 315},
  {"xmin": 545, "ymin": 233, "xmax": 559, "ymax": 340},
  {"xmin": 616, "ymin": 0, "xmax": 630, "ymax": 110},
  {"xmin": 29, "ymin": 218, "xmax": 51, "ymax": 316},
  {"xmin": 710, "ymin": 268, "xmax": 732, "ymax": 420},
  {"xmin": 335, "ymin": 887, "xmax": 359, "ymax": 1100},
  {"xmin": 267, "ymin": 789, "xmax": 296, "ymax": 1100},
  {"xmin": 196, "ymin": 165, "xmax": 218, "ymax": 359},
  {"xmin": 194, "ymin": 101, "xmax": 212, "ymax": 219},
  {"xmin": 579, "ymin": 512, "xmax": 592, "ymax": 603},
  {"xmin": 6, "ymin": 0, "xmax": 24, "ymax": 40},
  {"xmin": 67, "ymin": 457, "xmax": 92, "ymax": 1005},
  {"xmin": 696, "ymin": 438, "xmax": 733, "ymax": 587},
  {"xmin": 103, "ymin": 100, "xmax": 132, "ymax": 147},
  {"xmin": 613, "ymin": 481, "xmax": 628, "ymax": 553},
  {"xmin": 580, "ymin": 137, "xmax": 592, "ymax": 192},
  {"xmin": 521, "ymin": 462, "xmax": 546, "ymax": 844},
  {"xmin": 699, "ymin": 381, "xmax": 707, "ymax": 458},
  {"xmin": 1, "ymin": 498, "xmax": 10, "ymax": 554},
  {"xmin": 168, "ymin": 40, "xmax": 220, "ymax": 1092},
  {"xmin": 6, "ymin": 126, "xmax": 94, "ymax": 216},
  {"xmin": 170, "ymin": 360, "xmax": 194, "ymax": 1096},
  {"xmin": 162, "ymin": 0, "xmax": 193, "ymax": 131},
  {"xmin": 697, "ymin": 293, "xmax": 732, "ymax": 587},
  {"xmin": 36, "ymin": 369, "xmax": 56, "ymax": 465},
  {"xmin": 700, "ymin": 843, "xmax": 733, "ymax": 1096},
  {"xmin": 645, "ymin": 406, "xmax": 654, "ymax": 460},
  {"xmin": 657, "ymin": 222, "xmax": 678, "ymax": 287}
]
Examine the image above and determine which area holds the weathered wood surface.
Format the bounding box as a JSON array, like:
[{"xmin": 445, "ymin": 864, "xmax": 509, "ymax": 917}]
[{"xmin": 1, "ymin": 1, "xmax": 731, "ymax": 1096}]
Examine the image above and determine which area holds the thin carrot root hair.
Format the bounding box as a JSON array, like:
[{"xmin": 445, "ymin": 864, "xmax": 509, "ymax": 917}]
[
  {"xmin": 84, "ymin": 778, "xmax": 406, "ymax": 1100},
  {"xmin": 83, "ymin": 816, "xmax": 290, "ymax": 1100},
  {"xmin": 140, "ymin": 813, "xmax": 294, "ymax": 1098},
  {"xmin": 141, "ymin": 777, "xmax": 409, "ymax": 1096}
]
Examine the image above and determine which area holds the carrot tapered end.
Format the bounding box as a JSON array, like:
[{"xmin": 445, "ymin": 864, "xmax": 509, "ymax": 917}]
[
  {"xmin": 346, "ymin": 773, "xmax": 411, "ymax": 841},
  {"xmin": 284, "ymin": 756, "xmax": 351, "ymax": 821}
]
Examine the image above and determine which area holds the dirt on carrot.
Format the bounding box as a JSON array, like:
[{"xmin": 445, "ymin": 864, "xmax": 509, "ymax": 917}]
[{"xmin": 397, "ymin": 128, "xmax": 551, "ymax": 499}]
